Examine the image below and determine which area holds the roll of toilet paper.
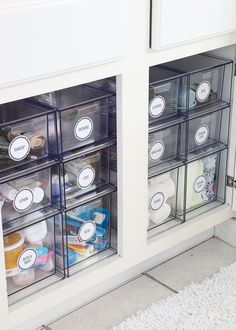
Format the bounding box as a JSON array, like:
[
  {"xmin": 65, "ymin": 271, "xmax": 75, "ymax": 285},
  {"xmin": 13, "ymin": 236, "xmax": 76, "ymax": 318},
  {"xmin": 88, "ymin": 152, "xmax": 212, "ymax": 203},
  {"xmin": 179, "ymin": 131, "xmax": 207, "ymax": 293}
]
[
  {"xmin": 148, "ymin": 178, "xmax": 176, "ymax": 206},
  {"xmin": 149, "ymin": 203, "xmax": 171, "ymax": 225}
]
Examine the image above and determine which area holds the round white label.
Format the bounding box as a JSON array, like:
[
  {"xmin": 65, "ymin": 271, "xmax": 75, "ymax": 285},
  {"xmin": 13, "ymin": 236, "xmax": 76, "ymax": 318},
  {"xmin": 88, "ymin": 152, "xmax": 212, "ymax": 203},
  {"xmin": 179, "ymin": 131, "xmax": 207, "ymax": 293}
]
[
  {"xmin": 149, "ymin": 96, "xmax": 165, "ymax": 118},
  {"xmin": 8, "ymin": 136, "xmax": 30, "ymax": 161},
  {"xmin": 74, "ymin": 117, "xmax": 93, "ymax": 141},
  {"xmin": 196, "ymin": 81, "xmax": 211, "ymax": 102},
  {"xmin": 18, "ymin": 249, "xmax": 37, "ymax": 270},
  {"xmin": 150, "ymin": 192, "xmax": 165, "ymax": 211},
  {"xmin": 13, "ymin": 188, "xmax": 34, "ymax": 212},
  {"xmin": 78, "ymin": 221, "xmax": 96, "ymax": 241},
  {"xmin": 194, "ymin": 175, "xmax": 206, "ymax": 193},
  {"xmin": 194, "ymin": 125, "xmax": 209, "ymax": 145},
  {"xmin": 150, "ymin": 141, "xmax": 165, "ymax": 162},
  {"xmin": 77, "ymin": 166, "xmax": 95, "ymax": 189}
]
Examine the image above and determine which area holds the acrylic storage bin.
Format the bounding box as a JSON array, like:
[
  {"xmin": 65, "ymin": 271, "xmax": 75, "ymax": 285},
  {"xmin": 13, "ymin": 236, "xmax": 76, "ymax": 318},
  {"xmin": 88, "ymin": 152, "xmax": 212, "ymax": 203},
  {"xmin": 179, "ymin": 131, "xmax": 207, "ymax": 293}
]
[
  {"xmin": 180, "ymin": 108, "xmax": 230, "ymax": 159},
  {"xmin": 4, "ymin": 213, "xmax": 64, "ymax": 304},
  {"xmin": 61, "ymin": 148, "xmax": 112, "ymax": 208},
  {"xmin": 149, "ymin": 66, "xmax": 185, "ymax": 123},
  {"xmin": 148, "ymin": 166, "xmax": 185, "ymax": 236},
  {"xmin": 0, "ymin": 100, "xmax": 56, "ymax": 178},
  {"xmin": 1, "ymin": 164, "xmax": 60, "ymax": 229},
  {"xmin": 33, "ymin": 85, "xmax": 113, "ymax": 156},
  {"xmin": 86, "ymin": 77, "xmax": 117, "ymax": 140},
  {"xmin": 161, "ymin": 54, "xmax": 233, "ymax": 115},
  {"xmin": 64, "ymin": 193, "xmax": 117, "ymax": 276},
  {"xmin": 148, "ymin": 121, "xmax": 185, "ymax": 173},
  {"xmin": 178, "ymin": 149, "xmax": 227, "ymax": 221}
]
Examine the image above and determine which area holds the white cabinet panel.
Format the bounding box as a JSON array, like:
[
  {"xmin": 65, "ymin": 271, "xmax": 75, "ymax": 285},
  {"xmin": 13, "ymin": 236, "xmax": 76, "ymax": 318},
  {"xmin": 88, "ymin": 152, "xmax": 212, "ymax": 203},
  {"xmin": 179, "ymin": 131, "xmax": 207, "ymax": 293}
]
[
  {"xmin": 0, "ymin": 0, "xmax": 127, "ymax": 86},
  {"xmin": 151, "ymin": 0, "xmax": 236, "ymax": 50}
]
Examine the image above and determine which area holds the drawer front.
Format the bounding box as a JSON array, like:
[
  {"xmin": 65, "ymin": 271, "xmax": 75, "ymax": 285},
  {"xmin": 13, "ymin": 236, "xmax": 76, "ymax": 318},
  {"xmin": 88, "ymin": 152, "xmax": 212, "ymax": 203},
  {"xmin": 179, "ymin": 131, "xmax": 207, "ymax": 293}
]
[
  {"xmin": 151, "ymin": 0, "xmax": 236, "ymax": 49},
  {"xmin": 0, "ymin": 0, "xmax": 127, "ymax": 86}
]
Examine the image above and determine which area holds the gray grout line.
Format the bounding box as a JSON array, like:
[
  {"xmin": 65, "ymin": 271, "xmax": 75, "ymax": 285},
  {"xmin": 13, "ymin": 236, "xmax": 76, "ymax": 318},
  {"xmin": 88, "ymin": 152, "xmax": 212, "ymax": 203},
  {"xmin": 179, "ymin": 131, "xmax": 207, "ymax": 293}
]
[
  {"xmin": 145, "ymin": 237, "xmax": 213, "ymax": 274},
  {"xmin": 46, "ymin": 274, "xmax": 143, "ymax": 327},
  {"xmin": 214, "ymin": 236, "xmax": 236, "ymax": 250},
  {"xmin": 142, "ymin": 272, "xmax": 178, "ymax": 294}
]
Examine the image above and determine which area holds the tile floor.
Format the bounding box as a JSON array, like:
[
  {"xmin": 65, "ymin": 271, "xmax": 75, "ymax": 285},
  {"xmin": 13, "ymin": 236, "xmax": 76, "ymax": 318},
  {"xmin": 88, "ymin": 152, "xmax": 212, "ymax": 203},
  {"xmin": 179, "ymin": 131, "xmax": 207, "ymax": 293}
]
[{"xmin": 46, "ymin": 226, "xmax": 236, "ymax": 330}]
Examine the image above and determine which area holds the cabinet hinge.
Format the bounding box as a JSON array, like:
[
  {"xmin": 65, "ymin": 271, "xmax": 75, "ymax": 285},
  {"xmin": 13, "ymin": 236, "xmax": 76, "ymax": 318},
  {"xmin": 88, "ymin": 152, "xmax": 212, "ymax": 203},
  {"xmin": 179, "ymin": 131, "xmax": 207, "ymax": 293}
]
[{"xmin": 227, "ymin": 175, "xmax": 236, "ymax": 188}]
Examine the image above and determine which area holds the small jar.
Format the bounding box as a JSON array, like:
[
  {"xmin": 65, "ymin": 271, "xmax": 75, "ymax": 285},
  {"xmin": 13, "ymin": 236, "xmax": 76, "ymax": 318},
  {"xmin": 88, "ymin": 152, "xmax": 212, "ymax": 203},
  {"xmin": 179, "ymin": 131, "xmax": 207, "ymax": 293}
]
[
  {"xmin": 4, "ymin": 232, "xmax": 24, "ymax": 277},
  {"xmin": 22, "ymin": 221, "xmax": 47, "ymax": 244}
]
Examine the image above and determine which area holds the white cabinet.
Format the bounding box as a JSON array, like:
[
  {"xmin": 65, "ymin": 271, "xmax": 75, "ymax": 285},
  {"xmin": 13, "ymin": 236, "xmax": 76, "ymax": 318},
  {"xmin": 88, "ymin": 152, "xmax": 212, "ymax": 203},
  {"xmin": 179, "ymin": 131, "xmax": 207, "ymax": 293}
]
[
  {"xmin": 0, "ymin": 1, "xmax": 236, "ymax": 330},
  {"xmin": 0, "ymin": 0, "xmax": 127, "ymax": 86},
  {"xmin": 151, "ymin": 0, "xmax": 236, "ymax": 50}
]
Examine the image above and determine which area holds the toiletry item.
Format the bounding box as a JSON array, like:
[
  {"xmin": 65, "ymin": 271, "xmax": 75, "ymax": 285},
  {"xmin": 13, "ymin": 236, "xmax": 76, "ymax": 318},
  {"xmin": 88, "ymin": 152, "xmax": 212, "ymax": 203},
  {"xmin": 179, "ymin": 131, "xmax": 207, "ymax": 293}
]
[
  {"xmin": 32, "ymin": 187, "xmax": 45, "ymax": 204},
  {"xmin": 68, "ymin": 243, "xmax": 94, "ymax": 257},
  {"xmin": 201, "ymin": 153, "xmax": 217, "ymax": 201},
  {"xmin": 149, "ymin": 203, "xmax": 171, "ymax": 225},
  {"xmin": 32, "ymin": 246, "xmax": 49, "ymax": 268},
  {"xmin": 29, "ymin": 134, "xmax": 45, "ymax": 150},
  {"xmin": 52, "ymin": 174, "xmax": 60, "ymax": 197},
  {"xmin": 179, "ymin": 87, "xmax": 197, "ymax": 110},
  {"xmin": 4, "ymin": 232, "xmax": 24, "ymax": 277},
  {"xmin": 22, "ymin": 221, "xmax": 47, "ymax": 244},
  {"xmin": 41, "ymin": 251, "xmax": 54, "ymax": 272},
  {"xmin": 0, "ymin": 183, "xmax": 18, "ymax": 203},
  {"xmin": 66, "ymin": 235, "xmax": 86, "ymax": 246},
  {"xmin": 12, "ymin": 268, "xmax": 35, "ymax": 287},
  {"xmin": 148, "ymin": 177, "xmax": 175, "ymax": 206}
]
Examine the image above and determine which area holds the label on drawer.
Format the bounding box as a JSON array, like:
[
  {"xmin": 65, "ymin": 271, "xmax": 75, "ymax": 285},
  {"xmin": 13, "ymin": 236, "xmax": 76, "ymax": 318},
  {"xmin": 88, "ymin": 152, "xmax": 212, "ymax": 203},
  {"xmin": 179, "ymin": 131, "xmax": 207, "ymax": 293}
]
[
  {"xmin": 149, "ymin": 141, "xmax": 165, "ymax": 161},
  {"xmin": 196, "ymin": 81, "xmax": 211, "ymax": 102},
  {"xmin": 74, "ymin": 117, "xmax": 93, "ymax": 141},
  {"xmin": 18, "ymin": 248, "xmax": 37, "ymax": 270},
  {"xmin": 150, "ymin": 192, "xmax": 164, "ymax": 210},
  {"xmin": 8, "ymin": 136, "xmax": 30, "ymax": 161},
  {"xmin": 77, "ymin": 166, "xmax": 95, "ymax": 189},
  {"xmin": 13, "ymin": 188, "xmax": 34, "ymax": 212},
  {"xmin": 194, "ymin": 125, "xmax": 209, "ymax": 145},
  {"xmin": 194, "ymin": 175, "xmax": 206, "ymax": 193},
  {"xmin": 78, "ymin": 221, "xmax": 96, "ymax": 242},
  {"xmin": 149, "ymin": 96, "xmax": 165, "ymax": 118}
]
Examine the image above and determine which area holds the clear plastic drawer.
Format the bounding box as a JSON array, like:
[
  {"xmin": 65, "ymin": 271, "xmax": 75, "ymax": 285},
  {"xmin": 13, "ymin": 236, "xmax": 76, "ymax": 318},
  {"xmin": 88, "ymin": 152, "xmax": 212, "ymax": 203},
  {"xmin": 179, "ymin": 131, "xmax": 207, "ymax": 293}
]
[
  {"xmin": 64, "ymin": 193, "xmax": 116, "ymax": 276},
  {"xmin": 0, "ymin": 100, "xmax": 56, "ymax": 177},
  {"xmin": 179, "ymin": 108, "xmax": 230, "ymax": 159},
  {"xmin": 182, "ymin": 149, "xmax": 227, "ymax": 220},
  {"xmin": 149, "ymin": 66, "xmax": 185, "ymax": 123},
  {"xmin": 4, "ymin": 213, "xmax": 64, "ymax": 305},
  {"xmin": 148, "ymin": 166, "xmax": 185, "ymax": 235},
  {"xmin": 161, "ymin": 54, "xmax": 233, "ymax": 115},
  {"xmin": 1, "ymin": 165, "xmax": 60, "ymax": 228},
  {"xmin": 61, "ymin": 148, "xmax": 112, "ymax": 208},
  {"xmin": 33, "ymin": 85, "xmax": 113, "ymax": 156},
  {"xmin": 148, "ymin": 122, "xmax": 185, "ymax": 172}
]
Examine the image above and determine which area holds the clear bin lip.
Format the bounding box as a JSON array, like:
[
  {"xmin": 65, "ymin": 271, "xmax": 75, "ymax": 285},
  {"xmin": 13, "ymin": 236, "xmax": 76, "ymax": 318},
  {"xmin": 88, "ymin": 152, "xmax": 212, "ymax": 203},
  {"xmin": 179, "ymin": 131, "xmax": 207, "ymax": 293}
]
[
  {"xmin": 63, "ymin": 184, "xmax": 116, "ymax": 212},
  {"xmin": 3, "ymin": 209, "xmax": 61, "ymax": 236},
  {"xmin": 149, "ymin": 115, "xmax": 185, "ymax": 133},
  {"xmin": 0, "ymin": 159, "xmax": 58, "ymax": 184},
  {"xmin": 184, "ymin": 102, "xmax": 230, "ymax": 120},
  {"xmin": 35, "ymin": 85, "xmax": 114, "ymax": 111},
  {"xmin": 160, "ymin": 54, "xmax": 233, "ymax": 75},
  {"xmin": 62, "ymin": 138, "xmax": 115, "ymax": 163},
  {"xmin": 185, "ymin": 144, "xmax": 228, "ymax": 165},
  {"xmin": 149, "ymin": 66, "xmax": 186, "ymax": 85},
  {"xmin": 0, "ymin": 100, "xmax": 55, "ymax": 126}
]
